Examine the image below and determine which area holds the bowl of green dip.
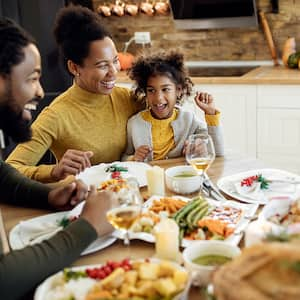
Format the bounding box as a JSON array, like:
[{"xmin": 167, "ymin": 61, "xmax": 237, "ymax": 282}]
[
  {"xmin": 165, "ymin": 165, "xmax": 201, "ymax": 194},
  {"xmin": 182, "ymin": 240, "xmax": 241, "ymax": 286}
]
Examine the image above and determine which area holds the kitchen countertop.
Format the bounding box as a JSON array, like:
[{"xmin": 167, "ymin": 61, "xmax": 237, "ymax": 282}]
[{"xmin": 117, "ymin": 66, "xmax": 300, "ymax": 85}]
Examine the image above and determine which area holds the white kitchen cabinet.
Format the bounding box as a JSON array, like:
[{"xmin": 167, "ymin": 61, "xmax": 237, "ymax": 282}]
[
  {"xmin": 194, "ymin": 84, "xmax": 257, "ymax": 157},
  {"xmin": 257, "ymin": 85, "xmax": 300, "ymax": 173}
]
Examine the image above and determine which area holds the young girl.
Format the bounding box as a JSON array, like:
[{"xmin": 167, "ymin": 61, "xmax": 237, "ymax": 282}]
[{"xmin": 123, "ymin": 50, "xmax": 224, "ymax": 162}]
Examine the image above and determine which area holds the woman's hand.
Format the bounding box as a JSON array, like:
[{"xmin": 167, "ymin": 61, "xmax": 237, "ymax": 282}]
[
  {"xmin": 51, "ymin": 149, "xmax": 94, "ymax": 180},
  {"xmin": 194, "ymin": 92, "xmax": 216, "ymax": 115},
  {"xmin": 48, "ymin": 179, "xmax": 88, "ymax": 210},
  {"xmin": 134, "ymin": 145, "xmax": 152, "ymax": 162},
  {"xmin": 80, "ymin": 187, "xmax": 115, "ymax": 236}
]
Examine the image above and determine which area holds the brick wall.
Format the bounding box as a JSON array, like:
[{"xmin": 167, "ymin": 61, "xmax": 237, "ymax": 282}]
[{"xmin": 92, "ymin": 0, "xmax": 300, "ymax": 61}]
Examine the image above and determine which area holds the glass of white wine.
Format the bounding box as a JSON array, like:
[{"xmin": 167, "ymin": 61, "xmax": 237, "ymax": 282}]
[
  {"xmin": 185, "ymin": 133, "xmax": 216, "ymax": 192},
  {"xmin": 106, "ymin": 178, "xmax": 143, "ymax": 245}
]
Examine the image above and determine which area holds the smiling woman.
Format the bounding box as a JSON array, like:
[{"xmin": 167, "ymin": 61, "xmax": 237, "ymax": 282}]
[{"xmin": 6, "ymin": 5, "xmax": 141, "ymax": 183}]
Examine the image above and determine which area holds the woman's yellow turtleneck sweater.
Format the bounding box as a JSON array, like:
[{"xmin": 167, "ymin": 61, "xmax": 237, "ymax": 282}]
[{"xmin": 6, "ymin": 83, "xmax": 138, "ymax": 183}]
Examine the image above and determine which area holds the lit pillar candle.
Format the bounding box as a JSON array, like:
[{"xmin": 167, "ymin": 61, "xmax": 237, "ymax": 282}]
[
  {"xmin": 154, "ymin": 218, "xmax": 180, "ymax": 261},
  {"xmin": 146, "ymin": 166, "xmax": 165, "ymax": 196}
]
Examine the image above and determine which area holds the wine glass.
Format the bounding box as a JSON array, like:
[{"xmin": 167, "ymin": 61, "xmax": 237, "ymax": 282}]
[
  {"xmin": 106, "ymin": 178, "xmax": 143, "ymax": 245},
  {"xmin": 185, "ymin": 133, "xmax": 216, "ymax": 192}
]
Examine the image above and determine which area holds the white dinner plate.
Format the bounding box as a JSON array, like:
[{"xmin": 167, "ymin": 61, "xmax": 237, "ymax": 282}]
[
  {"xmin": 217, "ymin": 168, "xmax": 300, "ymax": 205},
  {"xmin": 34, "ymin": 258, "xmax": 189, "ymax": 300},
  {"xmin": 112, "ymin": 195, "xmax": 258, "ymax": 247},
  {"xmin": 9, "ymin": 211, "xmax": 116, "ymax": 256},
  {"xmin": 76, "ymin": 161, "xmax": 151, "ymax": 187}
]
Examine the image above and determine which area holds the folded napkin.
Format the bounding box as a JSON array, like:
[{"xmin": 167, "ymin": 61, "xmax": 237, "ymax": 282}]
[
  {"xmin": 18, "ymin": 220, "xmax": 63, "ymax": 246},
  {"xmin": 233, "ymin": 179, "xmax": 297, "ymax": 203},
  {"xmin": 233, "ymin": 181, "xmax": 266, "ymax": 202}
]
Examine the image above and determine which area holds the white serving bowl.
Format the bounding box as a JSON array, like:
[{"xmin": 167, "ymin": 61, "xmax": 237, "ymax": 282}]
[
  {"xmin": 182, "ymin": 240, "xmax": 241, "ymax": 286},
  {"xmin": 165, "ymin": 165, "xmax": 201, "ymax": 194}
]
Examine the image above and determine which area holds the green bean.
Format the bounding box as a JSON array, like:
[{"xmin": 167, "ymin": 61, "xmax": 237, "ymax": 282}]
[{"xmin": 186, "ymin": 202, "xmax": 208, "ymax": 229}]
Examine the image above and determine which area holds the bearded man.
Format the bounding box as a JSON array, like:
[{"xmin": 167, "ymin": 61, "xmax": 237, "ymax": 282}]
[{"xmin": 0, "ymin": 18, "xmax": 114, "ymax": 300}]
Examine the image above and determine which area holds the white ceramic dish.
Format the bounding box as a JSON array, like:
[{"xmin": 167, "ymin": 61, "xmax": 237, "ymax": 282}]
[
  {"xmin": 182, "ymin": 240, "xmax": 241, "ymax": 286},
  {"xmin": 112, "ymin": 195, "xmax": 258, "ymax": 247},
  {"xmin": 76, "ymin": 161, "xmax": 151, "ymax": 187},
  {"xmin": 217, "ymin": 168, "xmax": 300, "ymax": 204},
  {"xmin": 9, "ymin": 211, "xmax": 116, "ymax": 256},
  {"xmin": 34, "ymin": 258, "xmax": 190, "ymax": 300},
  {"xmin": 165, "ymin": 165, "xmax": 201, "ymax": 194}
]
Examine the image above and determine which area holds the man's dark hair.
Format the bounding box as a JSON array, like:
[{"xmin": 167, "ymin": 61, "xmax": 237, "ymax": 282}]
[
  {"xmin": 0, "ymin": 18, "xmax": 35, "ymax": 76},
  {"xmin": 53, "ymin": 6, "xmax": 111, "ymax": 72}
]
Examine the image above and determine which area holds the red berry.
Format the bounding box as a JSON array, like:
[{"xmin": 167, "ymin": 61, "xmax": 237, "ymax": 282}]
[
  {"xmin": 97, "ymin": 270, "xmax": 106, "ymax": 279},
  {"xmin": 122, "ymin": 264, "xmax": 131, "ymax": 271},
  {"xmin": 121, "ymin": 258, "xmax": 130, "ymax": 266},
  {"xmin": 111, "ymin": 262, "xmax": 121, "ymax": 270},
  {"xmin": 111, "ymin": 171, "xmax": 121, "ymax": 179},
  {"xmin": 103, "ymin": 265, "xmax": 112, "ymax": 275}
]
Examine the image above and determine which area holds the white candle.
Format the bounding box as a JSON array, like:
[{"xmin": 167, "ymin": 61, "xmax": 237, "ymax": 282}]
[
  {"xmin": 154, "ymin": 218, "xmax": 180, "ymax": 261},
  {"xmin": 146, "ymin": 166, "xmax": 165, "ymax": 196}
]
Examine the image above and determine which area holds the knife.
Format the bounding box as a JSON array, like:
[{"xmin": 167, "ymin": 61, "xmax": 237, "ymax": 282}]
[{"xmin": 202, "ymin": 175, "xmax": 227, "ymax": 202}]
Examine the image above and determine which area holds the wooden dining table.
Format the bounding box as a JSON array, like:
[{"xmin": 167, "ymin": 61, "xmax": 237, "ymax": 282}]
[{"xmin": 0, "ymin": 151, "xmax": 267, "ymax": 299}]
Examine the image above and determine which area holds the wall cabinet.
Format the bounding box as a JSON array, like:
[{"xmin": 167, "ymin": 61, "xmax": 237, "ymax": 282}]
[
  {"xmin": 257, "ymin": 85, "xmax": 300, "ymax": 173},
  {"xmin": 194, "ymin": 84, "xmax": 300, "ymax": 173},
  {"xmin": 195, "ymin": 84, "xmax": 257, "ymax": 157}
]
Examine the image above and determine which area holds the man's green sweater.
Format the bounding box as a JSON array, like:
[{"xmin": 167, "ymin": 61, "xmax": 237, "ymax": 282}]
[{"xmin": 0, "ymin": 160, "xmax": 97, "ymax": 300}]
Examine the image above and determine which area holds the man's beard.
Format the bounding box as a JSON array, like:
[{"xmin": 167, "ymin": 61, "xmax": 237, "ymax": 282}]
[{"xmin": 0, "ymin": 83, "xmax": 32, "ymax": 143}]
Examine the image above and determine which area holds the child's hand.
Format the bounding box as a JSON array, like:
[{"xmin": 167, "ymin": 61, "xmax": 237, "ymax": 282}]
[
  {"xmin": 194, "ymin": 92, "xmax": 216, "ymax": 115},
  {"xmin": 134, "ymin": 145, "xmax": 152, "ymax": 162}
]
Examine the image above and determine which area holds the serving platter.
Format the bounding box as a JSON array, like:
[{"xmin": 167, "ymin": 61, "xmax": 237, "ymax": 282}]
[
  {"xmin": 34, "ymin": 258, "xmax": 189, "ymax": 300},
  {"xmin": 112, "ymin": 195, "xmax": 258, "ymax": 247},
  {"xmin": 217, "ymin": 168, "xmax": 300, "ymax": 204}
]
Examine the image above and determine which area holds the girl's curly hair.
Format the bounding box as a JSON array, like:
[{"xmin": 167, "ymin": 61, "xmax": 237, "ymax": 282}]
[{"xmin": 127, "ymin": 50, "xmax": 194, "ymax": 104}]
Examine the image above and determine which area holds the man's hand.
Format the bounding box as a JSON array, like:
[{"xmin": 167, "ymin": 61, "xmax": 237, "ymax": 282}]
[
  {"xmin": 48, "ymin": 179, "xmax": 88, "ymax": 210},
  {"xmin": 51, "ymin": 149, "xmax": 93, "ymax": 181},
  {"xmin": 194, "ymin": 92, "xmax": 216, "ymax": 115},
  {"xmin": 80, "ymin": 186, "xmax": 115, "ymax": 236},
  {"xmin": 134, "ymin": 145, "xmax": 152, "ymax": 162}
]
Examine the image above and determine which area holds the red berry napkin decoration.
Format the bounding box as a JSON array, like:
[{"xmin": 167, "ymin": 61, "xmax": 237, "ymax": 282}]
[
  {"xmin": 241, "ymin": 174, "xmax": 269, "ymax": 190},
  {"xmin": 105, "ymin": 164, "xmax": 128, "ymax": 179}
]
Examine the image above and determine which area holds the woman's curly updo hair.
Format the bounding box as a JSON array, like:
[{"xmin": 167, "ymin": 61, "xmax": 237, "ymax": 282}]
[
  {"xmin": 0, "ymin": 18, "xmax": 35, "ymax": 76},
  {"xmin": 127, "ymin": 50, "xmax": 193, "ymax": 104},
  {"xmin": 53, "ymin": 6, "xmax": 111, "ymax": 73}
]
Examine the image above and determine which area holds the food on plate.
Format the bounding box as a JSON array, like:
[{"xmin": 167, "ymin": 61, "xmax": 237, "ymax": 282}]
[
  {"xmin": 128, "ymin": 195, "xmax": 253, "ymax": 244},
  {"xmin": 173, "ymin": 196, "xmax": 240, "ymax": 241},
  {"xmin": 267, "ymin": 198, "xmax": 300, "ymax": 226},
  {"xmin": 105, "ymin": 164, "xmax": 128, "ymax": 179},
  {"xmin": 212, "ymin": 242, "xmax": 300, "ymax": 300},
  {"xmin": 149, "ymin": 197, "xmax": 187, "ymax": 214},
  {"xmin": 130, "ymin": 212, "xmax": 160, "ymax": 234},
  {"xmin": 196, "ymin": 206, "xmax": 243, "ymax": 239},
  {"xmin": 192, "ymin": 254, "xmax": 232, "ymax": 266},
  {"xmin": 42, "ymin": 259, "xmax": 188, "ymax": 299},
  {"xmin": 98, "ymin": 178, "xmax": 128, "ymax": 192}
]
